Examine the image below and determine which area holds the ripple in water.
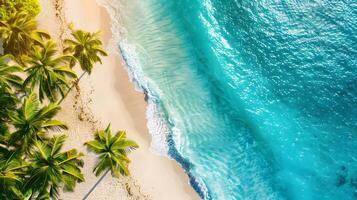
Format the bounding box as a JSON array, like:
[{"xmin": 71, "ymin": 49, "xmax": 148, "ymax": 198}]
[{"xmin": 100, "ymin": 0, "xmax": 357, "ymax": 199}]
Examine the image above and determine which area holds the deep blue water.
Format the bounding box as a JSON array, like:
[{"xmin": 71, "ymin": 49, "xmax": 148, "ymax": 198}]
[{"xmin": 110, "ymin": 0, "xmax": 357, "ymax": 199}]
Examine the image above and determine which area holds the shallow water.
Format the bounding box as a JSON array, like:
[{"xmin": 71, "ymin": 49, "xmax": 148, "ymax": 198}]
[{"xmin": 101, "ymin": 0, "xmax": 357, "ymax": 199}]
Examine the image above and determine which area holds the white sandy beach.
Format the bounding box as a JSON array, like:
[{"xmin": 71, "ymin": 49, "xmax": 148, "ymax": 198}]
[{"xmin": 37, "ymin": 0, "xmax": 199, "ymax": 199}]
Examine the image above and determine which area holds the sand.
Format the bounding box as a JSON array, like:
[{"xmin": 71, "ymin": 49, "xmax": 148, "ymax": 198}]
[{"xmin": 36, "ymin": 0, "xmax": 200, "ymax": 199}]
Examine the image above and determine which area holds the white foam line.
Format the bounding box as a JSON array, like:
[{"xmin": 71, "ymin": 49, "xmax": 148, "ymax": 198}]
[
  {"xmin": 95, "ymin": 0, "xmax": 170, "ymax": 156},
  {"xmin": 95, "ymin": 1, "xmax": 210, "ymax": 198}
]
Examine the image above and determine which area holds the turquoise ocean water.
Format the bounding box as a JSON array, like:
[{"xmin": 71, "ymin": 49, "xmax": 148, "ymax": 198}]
[{"xmin": 101, "ymin": 0, "xmax": 357, "ymax": 199}]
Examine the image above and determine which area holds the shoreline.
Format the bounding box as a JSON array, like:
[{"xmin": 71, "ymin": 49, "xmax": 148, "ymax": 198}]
[{"xmin": 37, "ymin": 0, "xmax": 200, "ymax": 199}]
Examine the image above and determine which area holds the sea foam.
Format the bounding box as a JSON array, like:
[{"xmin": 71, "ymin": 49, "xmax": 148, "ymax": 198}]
[{"xmin": 95, "ymin": 0, "xmax": 211, "ymax": 198}]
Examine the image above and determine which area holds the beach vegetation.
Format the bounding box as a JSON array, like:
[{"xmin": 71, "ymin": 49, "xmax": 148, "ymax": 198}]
[
  {"xmin": 0, "ymin": 157, "xmax": 28, "ymax": 199},
  {"xmin": 0, "ymin": 11, "xmax": 49, "ymax": 58},
  {"xmin": 0, "ymin": 1, "xmax": 138, "ymax": 199},
  {"xmin": 24, "ymin": 39, "xmax": 77, "ymax": 102},
  {"xmin": 23, "ymin": 135, "xmax": 84, "ymax": 199},
  {"xmin": 64, "ymin": 24, "xmax": 108, "ymax": 75},
  {"xmin": 0, "ymin": 0, "xmax": 40, "ymax": 21},
  {"xmin": 0, "ymin": 54, "xmax": 23, "ymax": 91},
  {"xmin": 85, "ymin": 124, "xmax": 138, "ymax": 177},
  {"xmin": 9, "ymin": 92, "xmax": 68, "ymax": 153},
  {"xmin": 0, "ymin": 54, "xmax": 22, "ymax": 123},
  {"xmin": 82, "ymin": 125, "xmax": 138, "ymax": 199},
  {"xmin": 0, "ymin": 88, "xmax": 18, "ymax": 124}
]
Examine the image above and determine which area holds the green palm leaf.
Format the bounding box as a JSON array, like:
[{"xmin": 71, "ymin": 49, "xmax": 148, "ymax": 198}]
[
  {"xmin": 85, "ymin": 140, "xmax": 106, "ymax": 153},
  {"xmin": 85, "ymin": 124, "xmax": 138, "ymax": 177},
  {"xmin": 0, "ymin": 11, "xmax": 49, "ymax": 58},
  {"xmin": 24, "ymin": 135, "xmax": 84, "ymax": 199},
  {"xmin": 9, "ymin": 92, "xmax": 67, "ymax": 151},
  {"xmin": 24, "ymin": 39, "xmax": 77, "ymax": 102},
  {"xmin": 0, "ymin": 54, "xmax": 23, "ymax": 91},
  {"xmin": 64, "ymin": 25, "xmax": 108, "ymax": 74},
  {"xmin": 0, "ymin": 157, "xmax": 28, "ymax": 199}
]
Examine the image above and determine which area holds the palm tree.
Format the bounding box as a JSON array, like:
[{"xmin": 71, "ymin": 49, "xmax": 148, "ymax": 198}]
[
  {"xmin": 0, "ymin": 157, "xmax": 28, "ymax": 199},
  {"xmin": 64, "ymin": 24, "xmax": 108, "ymax": 75},
  {"xmin": 24, "ymin": 39, "xmax": 77, "ymax": 102},
  {"xmin": 23, "ymin": 135, "xmax": 84, "ymax": 199},
  {"xmin": 9, "ymin": 92, "xmax": 68, "ymax": 152},
  {"xmin": 83, "ymin": 124, "xmax": 138, "ymax": 199},
  {"xmin": 0, "ymin": 11, "xmax": 50, "ymax": 57},
  {"xmin": 58, "ymin": 26, "xmax": 107, "ymax": 104},
  {"xmin": 0, "ymin": 54, "xmax": 23, "ymax": 92},
  {"xmin": 85, "ymin": 124, "xmax": 138, "ymax": 177}
]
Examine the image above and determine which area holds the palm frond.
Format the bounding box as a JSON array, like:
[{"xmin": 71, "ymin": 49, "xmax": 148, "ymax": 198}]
[
  {"xmin": 24, "ymin": 39, "xmax": 77, "ymax": 102},
  {"xmin": 25, "ymin": 135, "xmax": 84, "ymax": 198},
  {"xmin": 64, "ymin": 25, "xmax": 108, "ymax": 74},
  {"xmin": 85, "ymin": 124, "xmax": 138, "ymax": 177}
]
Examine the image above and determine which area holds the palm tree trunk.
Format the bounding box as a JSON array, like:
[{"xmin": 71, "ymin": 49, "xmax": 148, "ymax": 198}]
[
  {"xmin": 58, "ymin": 71, "xmax": 86, "ymax": 105},
  {"xmin": 82, "ymin": 169, "xmax": 110, "ymax": 200}
]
